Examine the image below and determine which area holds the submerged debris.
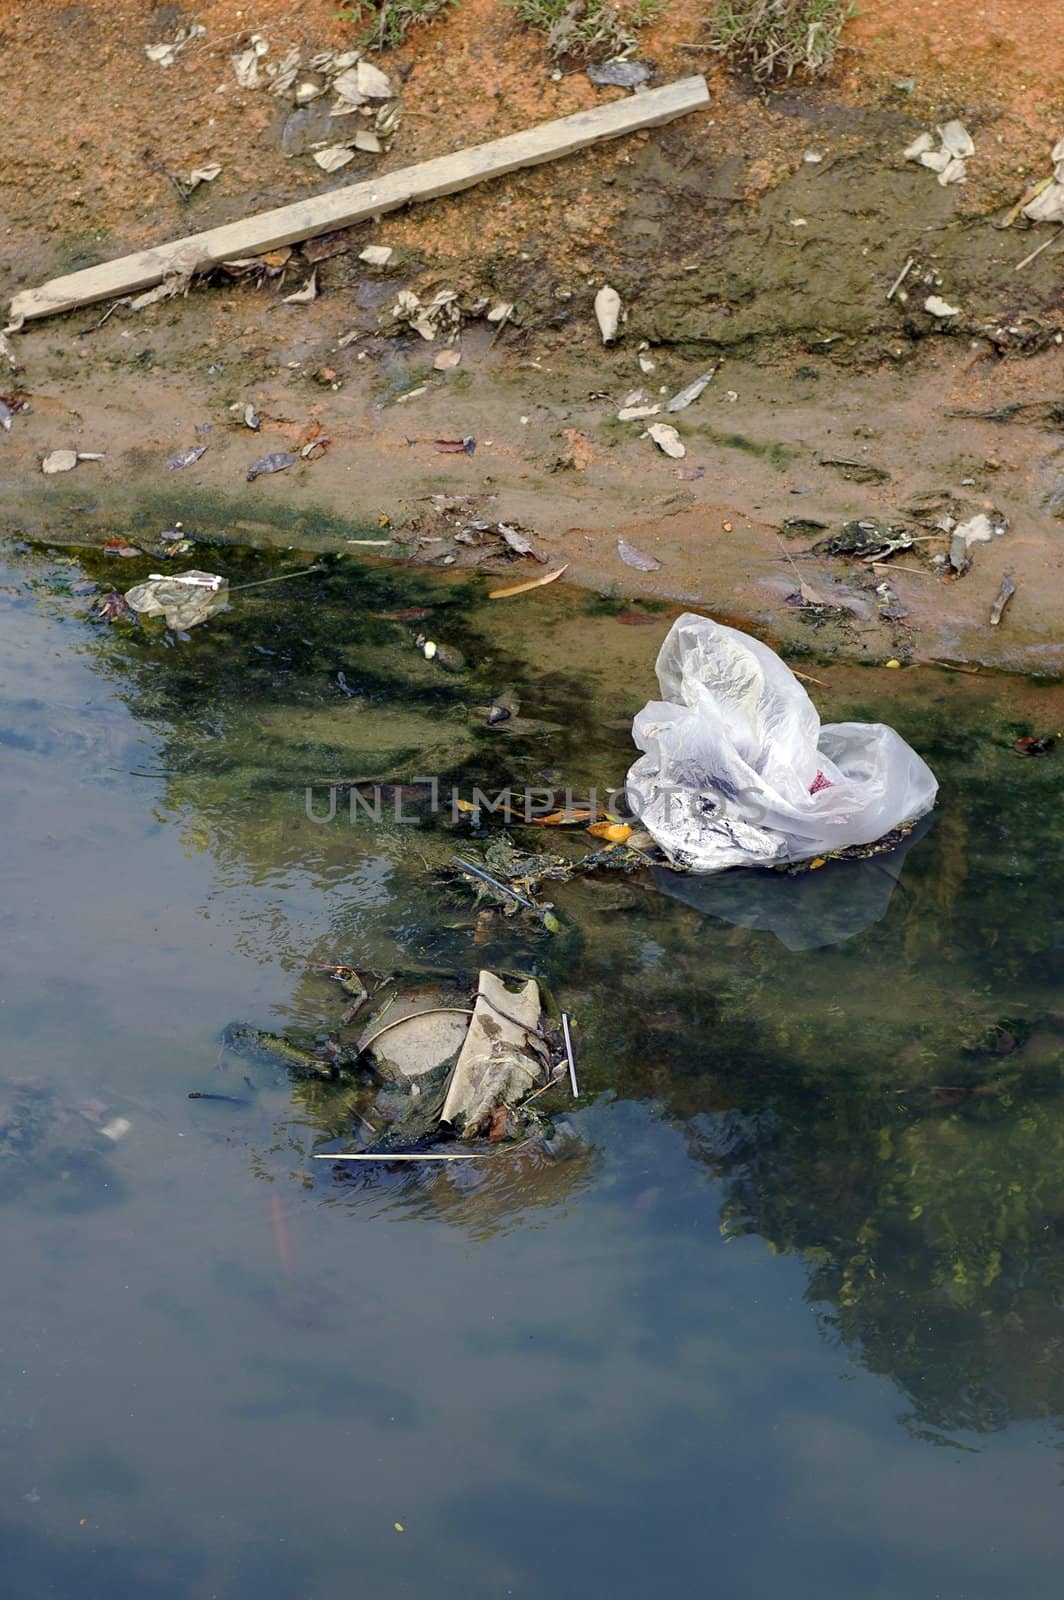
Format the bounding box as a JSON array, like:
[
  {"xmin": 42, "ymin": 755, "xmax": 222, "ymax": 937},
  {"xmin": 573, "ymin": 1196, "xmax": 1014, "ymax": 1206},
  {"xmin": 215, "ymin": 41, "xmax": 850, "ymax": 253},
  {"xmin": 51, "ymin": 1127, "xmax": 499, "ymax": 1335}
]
[{"xmin": 124, "ymin": 570, "xmax": 229, "ymax": 631}]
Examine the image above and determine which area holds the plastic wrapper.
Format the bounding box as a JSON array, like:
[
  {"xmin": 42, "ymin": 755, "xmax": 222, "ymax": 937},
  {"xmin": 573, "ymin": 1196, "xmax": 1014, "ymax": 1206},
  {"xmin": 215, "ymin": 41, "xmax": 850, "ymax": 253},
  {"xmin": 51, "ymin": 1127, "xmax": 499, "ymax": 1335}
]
[{"xmin": 627, "ymin": 615, "xmax": 938, "ymax": 873}]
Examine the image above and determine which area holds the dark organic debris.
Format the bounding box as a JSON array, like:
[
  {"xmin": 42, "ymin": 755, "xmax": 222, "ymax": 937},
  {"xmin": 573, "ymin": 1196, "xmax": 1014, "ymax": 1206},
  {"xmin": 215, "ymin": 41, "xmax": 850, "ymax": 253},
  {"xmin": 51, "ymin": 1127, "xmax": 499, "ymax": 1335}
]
[
  {"xmin": 246, "ymin": 450, "xmax": 298, "ymax": 480},
  {"xmin": 819, "ymin": 457, "xmax": 891, "ymax": 484},
  {"xmin": 1013, "ymin": 735, "xmax": 1054, "ymax": 757},
  {"xmin": 947, "ymin": 399, "xmax": 1064, "ymax": 428},
  {"xmin": 433, "ymin": 436, "xmax": 476, "ymax": 455},
  {"xmin": 93, "ymin": 588, "xmax": 135, "ymax": 623},
  {"xmin": 780, "ymin": 516, "xmax": 829, "ymax": 537},
  {"xmin": 813, "ymin": 520, "xmax": 913, "ymax": 559}
]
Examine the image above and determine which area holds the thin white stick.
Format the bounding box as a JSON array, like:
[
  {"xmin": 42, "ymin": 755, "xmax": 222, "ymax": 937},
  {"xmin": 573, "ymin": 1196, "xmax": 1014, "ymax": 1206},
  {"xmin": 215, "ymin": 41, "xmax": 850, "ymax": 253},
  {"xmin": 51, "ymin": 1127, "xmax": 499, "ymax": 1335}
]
[
  {"xmin": 561, "ymin": 1014, "xmax": 578, "ymax": 1098},
  {"xmin": 1014, "ymin": 226, "xmax": 1064, "ymax": 273},
  {"xmin": 886, "ymin": 256, "xmax": 915, "ymax": 301}
]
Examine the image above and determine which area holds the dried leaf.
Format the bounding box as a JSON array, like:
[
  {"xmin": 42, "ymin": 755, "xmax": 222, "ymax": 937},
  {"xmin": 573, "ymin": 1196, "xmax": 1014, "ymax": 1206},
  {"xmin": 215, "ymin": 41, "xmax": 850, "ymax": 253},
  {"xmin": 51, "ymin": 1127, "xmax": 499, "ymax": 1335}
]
[
  {"xmin": 246, "ymin": 451, "xmax": 298, "ymax": 481},
  {"xmin": 533, "ymin": 809, "xmax": 593, "ymax": 826},
  {"xmin": 488, "ymin": 565, "xmax": 569, "ymax": 600},
  {"xmin": 617, "ymin": 539, "xmax": 662, "ymax": 571}
]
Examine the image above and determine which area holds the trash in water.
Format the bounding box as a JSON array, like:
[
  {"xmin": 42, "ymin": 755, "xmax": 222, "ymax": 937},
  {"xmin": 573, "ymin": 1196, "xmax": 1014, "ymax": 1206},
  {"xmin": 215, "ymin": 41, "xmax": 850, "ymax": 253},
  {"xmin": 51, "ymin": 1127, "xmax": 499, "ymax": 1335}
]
[
  {"xmin": 627, "ymin": 614, "xmax": 938, "ymax": 873},
  {"xmin": 989, "ymin": 575, "xmax": 1016, "ymax": 625},
  {"xmin": 359, "ymin": 244, "xmax": 394, "ymax": 266},
  {"xmin": 94, "ymin": 589, "xmax": 135, "ymax": 623},
  {"xmin": 587, "ymin": 60, "xmax": 653, "ymax": 89},
  {"xmin": 246, "ymin": 450, "xmax": 298, "ymax": 480},
  {"xmin": 617, "ymin": 538, "xmax": 662, "ymax": 571},
  {"xmin": 666, "ymin": 370, "xmax": 716, "ymax": 412},
  {"xmin": 242, "ymin": 404, "xmax": 261, "ymax": 430},
  {"xmin": 167, "ymin": 444, "xmax": 208, "ymax": 470},
  {"xmin": 594, "ymin": 284, "xmax": 622, "ymax": 345},
  {"xmin": 0, "ymin": 399, "xmax": 12, "ymax": 432},
  {"xmin": 124, "ymin": 570, "xmax": 229, "ymax": 631},
  {"xmin": 1021, "ymin": 135, "xmax": 1064, "ymax": 223},
  {"xmin": 925, "ymin": 295, "xmax": 960, "ymax": 318},
  {"xmin": 647, "ymin": 422, "xmax": 685, "ymax": 458},
  {"xmin": 103, "ymin": 536, "xmax": 142, "ymax": 558},
  {"xmin": 1013, "ymin": 734, "xmax": 1055, "ymax": 757}
]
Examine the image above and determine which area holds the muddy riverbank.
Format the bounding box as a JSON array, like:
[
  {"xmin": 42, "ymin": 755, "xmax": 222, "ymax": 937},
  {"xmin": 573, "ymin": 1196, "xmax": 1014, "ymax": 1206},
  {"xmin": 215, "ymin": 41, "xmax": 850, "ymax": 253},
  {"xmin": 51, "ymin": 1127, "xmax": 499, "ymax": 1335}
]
[{"xmin": 2, "ymin": 2, "xmax": 1062, "ymax": 675}]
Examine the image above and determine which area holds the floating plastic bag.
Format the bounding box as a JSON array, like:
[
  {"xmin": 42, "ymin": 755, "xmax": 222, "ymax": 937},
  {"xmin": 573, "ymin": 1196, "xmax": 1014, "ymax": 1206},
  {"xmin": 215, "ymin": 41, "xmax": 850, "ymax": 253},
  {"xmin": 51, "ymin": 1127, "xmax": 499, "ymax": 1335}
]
[{"xmin": 627, "ymin": 615, "xmax": 938, "ymax": 873}]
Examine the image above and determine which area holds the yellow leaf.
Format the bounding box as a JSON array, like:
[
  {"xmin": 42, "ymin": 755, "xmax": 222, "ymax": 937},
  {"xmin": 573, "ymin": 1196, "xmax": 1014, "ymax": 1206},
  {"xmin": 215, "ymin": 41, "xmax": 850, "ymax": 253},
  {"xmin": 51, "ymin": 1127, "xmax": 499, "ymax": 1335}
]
[
  {"xmin": 809, "ymin": 857, "xmax": 826, "ymax": 870},
  {"xmin": 488, "ymin": 565, "xmax": 568, "ymax": 600},
  {"xmin": 587, "ymin": 822, "xmax": 632, "ymax": 843}
]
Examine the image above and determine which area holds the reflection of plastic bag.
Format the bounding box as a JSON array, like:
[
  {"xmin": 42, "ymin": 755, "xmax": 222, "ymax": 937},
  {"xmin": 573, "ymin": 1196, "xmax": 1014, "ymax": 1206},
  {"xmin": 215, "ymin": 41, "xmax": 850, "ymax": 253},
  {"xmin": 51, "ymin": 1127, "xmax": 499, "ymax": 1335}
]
[
  {"xmin": 627, "ymin": 614, "xmax": 938, "ymax": 873},
  {"xmin": 652, "ymin": 814, "xmax": 934, "ymax": 949}
]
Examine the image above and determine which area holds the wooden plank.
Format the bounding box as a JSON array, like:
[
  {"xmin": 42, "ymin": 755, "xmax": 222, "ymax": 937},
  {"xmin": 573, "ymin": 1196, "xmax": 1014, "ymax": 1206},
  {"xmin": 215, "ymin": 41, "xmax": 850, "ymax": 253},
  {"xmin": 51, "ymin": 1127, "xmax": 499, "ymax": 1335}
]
[{"xmin": 8, "ymin": 76, "xmax": 709, "ymax": 326}]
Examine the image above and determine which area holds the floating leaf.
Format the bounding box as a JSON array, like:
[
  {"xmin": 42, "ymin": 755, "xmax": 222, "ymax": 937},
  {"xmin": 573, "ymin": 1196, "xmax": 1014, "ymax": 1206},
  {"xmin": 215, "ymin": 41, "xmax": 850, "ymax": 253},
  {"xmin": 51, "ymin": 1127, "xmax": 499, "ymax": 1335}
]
[
  {"xmin": 488, "ymin": 565, "xmax": 568, "ymax": 600},
  {"xmin": 587, "ymin": 822, "xmax": 632, "ymax": 843},
  {"xmin": 533, "ymin": 809, "xmax": 593, "ymax": 826}
]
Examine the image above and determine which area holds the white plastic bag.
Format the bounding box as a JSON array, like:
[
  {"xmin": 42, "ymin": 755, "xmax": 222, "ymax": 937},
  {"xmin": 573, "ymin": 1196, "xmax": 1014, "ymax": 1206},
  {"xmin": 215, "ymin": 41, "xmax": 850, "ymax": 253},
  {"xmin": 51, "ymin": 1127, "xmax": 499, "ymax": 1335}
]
[{"xmin": 627, "ymin": 615, "xmax": 938, "ymax": 873}]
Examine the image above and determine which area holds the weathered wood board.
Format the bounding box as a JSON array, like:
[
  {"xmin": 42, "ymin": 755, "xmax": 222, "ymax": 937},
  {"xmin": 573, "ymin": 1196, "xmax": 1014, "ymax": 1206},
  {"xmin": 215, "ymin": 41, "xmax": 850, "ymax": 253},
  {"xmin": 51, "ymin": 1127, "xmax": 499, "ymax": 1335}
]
[{"xmin": 8, "ymin": 76, "xmax": 710, "ymax": 325}]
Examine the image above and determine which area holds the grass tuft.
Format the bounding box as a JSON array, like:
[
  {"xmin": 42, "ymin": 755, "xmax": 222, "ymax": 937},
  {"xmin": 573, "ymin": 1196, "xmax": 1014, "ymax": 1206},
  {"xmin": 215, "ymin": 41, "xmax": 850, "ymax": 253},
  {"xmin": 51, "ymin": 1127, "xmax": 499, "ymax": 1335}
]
[
  {"xmin": 707, "ymin": 0, "xmax": 853, "ymax": 80},
  {"xmin": 507, "ymin": 0, "xmax": 660, "ymax": 64},
  {"xmin": 338, "ymin": 0, "xmax": 456, "ymax": 52}
]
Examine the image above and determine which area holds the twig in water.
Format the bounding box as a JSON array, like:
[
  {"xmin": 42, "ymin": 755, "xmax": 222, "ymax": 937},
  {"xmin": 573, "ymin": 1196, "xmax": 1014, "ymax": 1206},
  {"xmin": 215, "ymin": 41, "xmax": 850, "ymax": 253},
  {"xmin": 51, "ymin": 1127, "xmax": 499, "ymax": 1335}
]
[
  {"xmin": 453, "ymin": 857, "xmax": 537, "ymax": 910},
  {"xmin": 561, "ymin": 1014, "xmax": 578, "ymax": 1098},
  {"xmin": 229, "ymin": 565, "xmax": 324, "ymax": 592}
]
